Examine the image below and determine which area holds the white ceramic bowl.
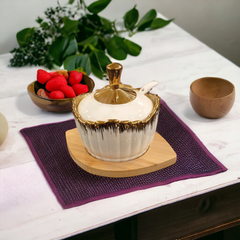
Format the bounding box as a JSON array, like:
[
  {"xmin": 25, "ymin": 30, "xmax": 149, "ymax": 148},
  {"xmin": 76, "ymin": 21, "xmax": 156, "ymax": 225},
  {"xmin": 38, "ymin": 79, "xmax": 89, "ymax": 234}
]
[{"xmin": 72, "ymin": 93, "xmax": 160, "ymax": 162}]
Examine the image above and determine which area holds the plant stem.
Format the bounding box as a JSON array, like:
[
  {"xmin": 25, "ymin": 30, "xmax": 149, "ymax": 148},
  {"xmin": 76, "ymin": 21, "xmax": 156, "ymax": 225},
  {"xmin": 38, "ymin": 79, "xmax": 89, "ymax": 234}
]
[
  {"xmin": 128, "ymin": 29, "xmax": 138, "ymax": 37},
  {"xmin": 117, "ymin": 30, "xmax": 128, "ymax": 34},
  {"xmin": 79, "ymin": 0, "xmax": 88, "ymax": 12},
  {"xmin": 112, "ymin": 21, "xmax": 119, "ymax": 34}
]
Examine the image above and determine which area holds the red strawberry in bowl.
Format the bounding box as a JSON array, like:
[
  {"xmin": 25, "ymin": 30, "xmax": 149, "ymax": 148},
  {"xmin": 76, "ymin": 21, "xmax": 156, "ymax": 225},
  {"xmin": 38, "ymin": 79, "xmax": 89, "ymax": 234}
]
[
  {"xmin": 57, "ymin": 70, "xmax": 69, "ymax": 79},
  {"xmin": 49, "ymin": 70, "xmax": 69, "ymax": 79},
  {"xmin": 49, "ymin": 91, "xmax": 65, "ymax": 99},
  {"xmin": 60, "ymin": 85, "xmax": 76, "ymax": 98},
  {"xmin": 45, "ymin": 75, "xmax": 68, "ymax": 92},
  {"xmin": 37, "ymin": 88, "xmax": 50, "ymax": 99},
  {"xmin": 68, "ymin": 71, "xmax": 83, "ymax": 86},
  {"xmin": 49, "ymin": 71, "xmax": 59, "ymax": 78},
  {"xmin": 37, "ymin": 69, "xmax": 51, "ymax": 84},
  {"xmin": 72, "ymin": 84, "xmax": 89, "ymax": 96}
]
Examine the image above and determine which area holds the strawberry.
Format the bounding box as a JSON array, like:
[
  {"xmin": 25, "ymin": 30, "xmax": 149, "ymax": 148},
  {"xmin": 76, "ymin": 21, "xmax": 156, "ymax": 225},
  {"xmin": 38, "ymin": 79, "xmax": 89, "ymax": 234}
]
[
  {"xmin": 49, "ymin": 70, "xmax": 69, "ymax": 79},
  {"xmin": 72, "ymin": 84, "xmax": 89, "ymax": 96},
  {"xmin": 68, "ymin": 71, "xmax": 83, "ymax": 86},
  {"xmin": 60, "ymin": 85, "xmax": 76, "ymax": 98},
  {"xmin": 49, "ymin": 91, "xmax": 65, "ymax": 99},
  {"xmin": 37, "ymin": 69, "xmax": 51, "ymax": 84},
  {"xmin": 45, "ymin": 76, "xmax": 67, "ymax": 92},
  {"xmin": 57, "ymin": 70, "xmax": 69, "ymax": 79},
  {"xmin": 49, "ymin": 71, "xmax": 59, "ymax": 78},
  {"xmin": 37, "ymin": 89, "xmax": 50, "ymax": 99}
]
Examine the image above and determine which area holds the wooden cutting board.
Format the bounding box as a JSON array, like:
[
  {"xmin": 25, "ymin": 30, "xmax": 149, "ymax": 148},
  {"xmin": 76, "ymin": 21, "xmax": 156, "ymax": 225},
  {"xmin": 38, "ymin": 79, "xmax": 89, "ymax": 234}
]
[{"xmin": 66, "ymin": 128, "xmax": 177, "ymax": 178}]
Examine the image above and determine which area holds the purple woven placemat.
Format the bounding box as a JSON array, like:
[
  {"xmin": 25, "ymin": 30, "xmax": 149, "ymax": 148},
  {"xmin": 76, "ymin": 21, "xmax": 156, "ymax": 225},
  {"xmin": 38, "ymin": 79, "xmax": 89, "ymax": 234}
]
[{"xmin": 20, "ymin": 99, "xmax": 227, "ymax": 209}]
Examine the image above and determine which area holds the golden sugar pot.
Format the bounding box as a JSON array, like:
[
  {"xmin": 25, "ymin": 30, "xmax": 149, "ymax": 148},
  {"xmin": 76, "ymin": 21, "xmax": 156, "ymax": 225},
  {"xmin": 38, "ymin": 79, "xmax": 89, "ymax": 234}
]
[{"xmin": 72, "ymin": 63, "xmax": 160, "ymax": 162}]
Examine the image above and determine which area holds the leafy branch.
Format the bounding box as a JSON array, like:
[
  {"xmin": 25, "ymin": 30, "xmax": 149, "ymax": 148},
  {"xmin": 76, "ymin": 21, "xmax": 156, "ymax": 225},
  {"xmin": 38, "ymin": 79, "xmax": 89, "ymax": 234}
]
[{"xmin": 9, "ymin": 0, "xmax": 173, "ymax": 79}]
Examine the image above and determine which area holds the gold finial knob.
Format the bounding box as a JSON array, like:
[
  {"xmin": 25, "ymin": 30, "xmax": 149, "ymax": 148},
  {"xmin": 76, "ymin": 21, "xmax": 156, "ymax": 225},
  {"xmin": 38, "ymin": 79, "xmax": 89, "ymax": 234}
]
[
  {"xmin": 94, "ymin": 62, "xmax": 136, "ymax": 104},
  {"xmin": 106, "ymin": 63, "xmax": 123, "ymax": 87}
]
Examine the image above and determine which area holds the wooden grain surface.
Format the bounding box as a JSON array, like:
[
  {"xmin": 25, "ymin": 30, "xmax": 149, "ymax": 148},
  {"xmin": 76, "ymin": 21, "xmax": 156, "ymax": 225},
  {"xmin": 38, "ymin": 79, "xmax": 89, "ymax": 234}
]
[
  {"xmin": 65, "ymin": 128, "xmax": 177, "ymax": 178},
  {"xmin": 138, "ymin": 183, "xmax": 240, "ymax": 240}
]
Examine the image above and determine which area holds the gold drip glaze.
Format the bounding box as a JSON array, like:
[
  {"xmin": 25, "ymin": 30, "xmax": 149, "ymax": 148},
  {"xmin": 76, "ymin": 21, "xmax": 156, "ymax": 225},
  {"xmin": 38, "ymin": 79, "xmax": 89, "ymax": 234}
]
[
  {"xmin": 72, "ymin": 92, "xmax": 160, "ymax": 133},
  {"xmin": 94, "ymin": 63, "xmax": 137, "ymax": 104}
]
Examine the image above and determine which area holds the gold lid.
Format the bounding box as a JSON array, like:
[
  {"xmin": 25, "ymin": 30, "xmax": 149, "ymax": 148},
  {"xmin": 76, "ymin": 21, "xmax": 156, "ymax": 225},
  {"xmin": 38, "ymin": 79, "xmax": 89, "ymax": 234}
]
[{"xmin": 94, "ymin": 63, "xmax": 137, "ymax": 104}]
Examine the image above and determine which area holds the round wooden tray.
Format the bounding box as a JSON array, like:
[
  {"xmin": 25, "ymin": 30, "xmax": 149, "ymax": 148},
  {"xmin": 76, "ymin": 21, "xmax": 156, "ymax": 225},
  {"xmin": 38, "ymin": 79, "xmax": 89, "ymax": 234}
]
[{"xmin": 66, "ymin": 128, "xmax": 177, "ymax": 178}]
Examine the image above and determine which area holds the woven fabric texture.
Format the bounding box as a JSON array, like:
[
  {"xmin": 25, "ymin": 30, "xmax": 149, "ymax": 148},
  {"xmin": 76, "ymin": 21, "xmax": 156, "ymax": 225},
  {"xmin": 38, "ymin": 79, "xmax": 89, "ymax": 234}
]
[{"xmin": 20, "ymin": 99, "xmax": 227, "ymax": 208}]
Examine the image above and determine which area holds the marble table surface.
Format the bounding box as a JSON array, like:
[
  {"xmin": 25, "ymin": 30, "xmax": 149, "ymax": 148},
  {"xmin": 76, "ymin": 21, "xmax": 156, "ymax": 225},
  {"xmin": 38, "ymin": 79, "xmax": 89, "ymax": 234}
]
[{"xmin": 1, "ymin": 17, "xmax": 240, "ymax": 240}]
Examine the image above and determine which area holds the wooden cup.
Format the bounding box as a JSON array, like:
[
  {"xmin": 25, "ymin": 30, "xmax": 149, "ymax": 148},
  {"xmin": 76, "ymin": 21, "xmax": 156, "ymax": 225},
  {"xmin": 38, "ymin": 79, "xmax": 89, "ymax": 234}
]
[{"xmin": 190, "ymin": 77, "xmax": 235, "ymax": 119}]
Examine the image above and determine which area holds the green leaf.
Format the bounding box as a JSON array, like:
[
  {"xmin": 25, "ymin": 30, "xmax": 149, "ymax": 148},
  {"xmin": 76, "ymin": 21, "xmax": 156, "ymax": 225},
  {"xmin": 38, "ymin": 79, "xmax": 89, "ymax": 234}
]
[
  {"xmin": 150, "ymin": 18, "xmax": 174, "ymax": 29},
  {"xmin": 64, "ymin": 54, "xmax": 91, "ymax": 75},
  {"xmin": 123, "ymin": 39, "xmax": 141, "ymax": 56},
  {"xmin": 68, "ymin": 0, "xmax": 74, "ymax": 4},
  {"xmin": 16, "ymin": 28, "xmax": 34, "ymax": 47},
  {"xmin": 62, "ymin": 35, "xmax": 78, "ymax": 60},
  {"xmin": 77, "ymin": 14, "xmax": 102, "ymax": 42},
  {"xmin": 78, "ymin": 35, "xmax": 99, "ymax": 47},
  {"xmin": 89, "ymin": 51, "xmax": 111, "ymax": 79},
  {"xmin": 49, "ymin": 35, "xmax": 77, "ymax": 66},
  {"xmin": 123, "ymin": 5, "xmax": 139, "ymax": 31},
  {"xmin": 100, "ymin": 17, "xmax": 114, "ymax": 33},
  {"xmin": 106, "ymin": 35, "xmax": 127, "ymax": 60},
  {"xmin": 137, "ymin": 9, "xmax": 157, "ymax": 31},
  {"xmin": 40, "ymin": 22, "xmax": 49, "ymax": 31},
  {"xmin": 61, "ymin": 18, "xmax": 79, "ymax": 36},
  {"xmin": 36, "ymin": 17, "xmax": 43, "ymax": 24},
  {"xmin": 87, "ymin": 0, "xmax": 111, "ymax": 14},
  {"xmin": 49, "ymin": 38, "xmax": 64, "ymax": 66},
  {"xmin": 78, "ymin": 35, "xmax": 105, "ymax": 53}
]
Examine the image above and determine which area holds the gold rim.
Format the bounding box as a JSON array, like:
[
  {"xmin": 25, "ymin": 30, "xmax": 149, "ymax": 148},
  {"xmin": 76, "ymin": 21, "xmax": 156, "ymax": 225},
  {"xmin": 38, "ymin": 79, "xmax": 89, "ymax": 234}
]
[{"xmin": 72, "ymin": 93, "xmax": 160, "ymax": 131}]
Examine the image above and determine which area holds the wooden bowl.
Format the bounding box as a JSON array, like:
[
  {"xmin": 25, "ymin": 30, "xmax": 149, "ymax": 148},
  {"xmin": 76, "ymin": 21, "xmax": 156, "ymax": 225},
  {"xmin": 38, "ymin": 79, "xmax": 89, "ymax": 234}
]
[
  {"xmin": 27, "ymin": 75, "xmax": 95, "ymax": 113},
  {"xmin": 190, "ymin": 77, "xmax": 235, "ymax": 119}
]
